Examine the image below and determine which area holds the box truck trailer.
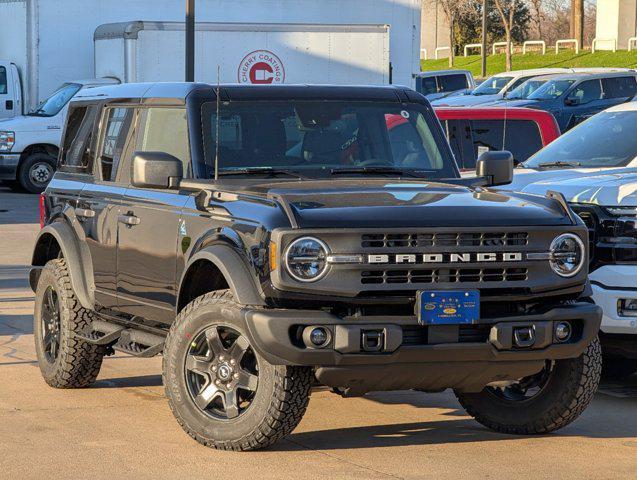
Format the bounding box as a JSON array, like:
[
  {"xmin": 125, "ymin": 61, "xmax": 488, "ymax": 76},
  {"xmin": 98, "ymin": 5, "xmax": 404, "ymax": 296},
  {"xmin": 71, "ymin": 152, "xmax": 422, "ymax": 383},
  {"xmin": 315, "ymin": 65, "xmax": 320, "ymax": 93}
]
[{"xmin": 94, "ymin": 22, "xmax": 391, "ymax": 86}]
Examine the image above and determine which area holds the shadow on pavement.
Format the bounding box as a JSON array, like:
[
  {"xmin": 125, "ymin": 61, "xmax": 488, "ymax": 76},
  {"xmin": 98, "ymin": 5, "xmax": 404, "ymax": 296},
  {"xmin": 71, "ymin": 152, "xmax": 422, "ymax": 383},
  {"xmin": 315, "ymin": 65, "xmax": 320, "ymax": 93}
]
[
  {"xmin": 0, "ymin": 314, "xmax": 34, "ymax": 335},
  {"xmin": 93, "ymin": 374, "xmax": 163, "ymax": 389}
]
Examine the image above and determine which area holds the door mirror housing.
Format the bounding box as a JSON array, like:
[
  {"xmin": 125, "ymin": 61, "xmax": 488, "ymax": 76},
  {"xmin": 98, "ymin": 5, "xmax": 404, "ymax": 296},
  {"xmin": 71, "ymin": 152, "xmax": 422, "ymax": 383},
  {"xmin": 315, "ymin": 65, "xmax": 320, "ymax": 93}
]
[
  {"xmin": 476, "ymin": 150, "xmax": 514, "ymax": 186},
  {"xmin": 565, "ymin": 96, "xmax": 580, "ymax": 106},
  {"xmin": 131, "ymin": 151, "xmax": 183, "ymax": 189}
]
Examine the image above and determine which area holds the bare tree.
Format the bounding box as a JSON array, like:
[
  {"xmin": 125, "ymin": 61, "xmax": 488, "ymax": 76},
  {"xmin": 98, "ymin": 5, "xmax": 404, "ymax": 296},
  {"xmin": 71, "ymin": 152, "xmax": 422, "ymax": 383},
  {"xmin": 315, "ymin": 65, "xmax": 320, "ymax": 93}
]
[
  {"xmin": 528, "ymin": 0, "xmax": 544, "ymax": 39},
  {"xmin": 429, "ymin": 0, "xmax": 473, "ymax": 67},
  {"xmin": 493, "ymin": 0, "xmax": 517, "ymax": 71}
]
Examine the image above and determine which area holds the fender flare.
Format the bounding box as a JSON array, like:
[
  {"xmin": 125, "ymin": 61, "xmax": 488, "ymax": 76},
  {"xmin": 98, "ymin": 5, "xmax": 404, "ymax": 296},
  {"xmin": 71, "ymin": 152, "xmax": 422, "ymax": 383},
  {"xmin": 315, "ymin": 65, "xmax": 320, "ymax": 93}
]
[
  {"xmin": 179, "ymin": 245, "xmax": 266, "ymax": 308},
  {"xmin": 30, "ymin": 222, "xmax": 95, "ymax": 310}
]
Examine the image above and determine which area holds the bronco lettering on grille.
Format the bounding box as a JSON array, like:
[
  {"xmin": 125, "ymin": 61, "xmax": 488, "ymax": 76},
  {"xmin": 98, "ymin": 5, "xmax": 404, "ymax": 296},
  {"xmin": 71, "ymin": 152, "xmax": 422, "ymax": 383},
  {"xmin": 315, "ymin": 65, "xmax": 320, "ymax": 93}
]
[{"xmin": 367, "ymin": 252, "xmax": 523, "ymax": 264}]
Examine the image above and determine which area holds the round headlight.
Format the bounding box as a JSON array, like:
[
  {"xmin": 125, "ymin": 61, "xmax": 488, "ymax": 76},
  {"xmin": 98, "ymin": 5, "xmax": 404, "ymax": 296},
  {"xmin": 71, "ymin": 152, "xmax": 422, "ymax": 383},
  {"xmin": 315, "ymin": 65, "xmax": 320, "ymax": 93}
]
[
  {"xmin": 284, "ymin": 237, "xmax": 329, "ymax": 282},
  {"xmin": 549, "ymin": 233, "xmax": 585, "ymax": 277}
]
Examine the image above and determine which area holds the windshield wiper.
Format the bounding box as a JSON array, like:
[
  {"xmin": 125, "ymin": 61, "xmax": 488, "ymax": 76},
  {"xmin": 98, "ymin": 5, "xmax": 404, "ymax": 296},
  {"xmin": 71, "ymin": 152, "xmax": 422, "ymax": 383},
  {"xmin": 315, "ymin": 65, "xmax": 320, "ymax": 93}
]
[
  {"xmin": 330, "ymin": 166, "xmax": 427, "ymax": 178},
  {"xmin": 218, "ymin": 167, "xmax": 306, "ymax": 179},
  {"xmin": 538, "ymin": 161, "xmax": 582, "ymax": 168}
]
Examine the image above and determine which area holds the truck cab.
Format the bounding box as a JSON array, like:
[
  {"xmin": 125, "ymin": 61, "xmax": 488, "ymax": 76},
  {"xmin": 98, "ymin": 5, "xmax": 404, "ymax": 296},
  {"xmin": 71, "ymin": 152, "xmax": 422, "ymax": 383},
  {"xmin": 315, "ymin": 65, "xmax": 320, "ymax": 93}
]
[
  {"xmin": 0, "ymin": 60, "xmax": 23, "ymax": 120},
  {"xmin": 0, "ymin": 77, "xmax": 118, "ymax": 192}
]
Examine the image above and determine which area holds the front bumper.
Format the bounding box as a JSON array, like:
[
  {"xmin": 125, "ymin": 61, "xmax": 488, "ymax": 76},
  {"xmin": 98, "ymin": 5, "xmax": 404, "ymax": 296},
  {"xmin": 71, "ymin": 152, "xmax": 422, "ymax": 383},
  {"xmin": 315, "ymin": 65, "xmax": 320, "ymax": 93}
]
[
  {"xmin": 243, "ymin": 302, "xmax": 601, "ymax": 393},
  {"xmin": 0, "ymin": 153, "xmax": 20, "ymax": 180},
  {"xmin": 590, "ymin": 265, "xmax": 637, "ymax": 335}
]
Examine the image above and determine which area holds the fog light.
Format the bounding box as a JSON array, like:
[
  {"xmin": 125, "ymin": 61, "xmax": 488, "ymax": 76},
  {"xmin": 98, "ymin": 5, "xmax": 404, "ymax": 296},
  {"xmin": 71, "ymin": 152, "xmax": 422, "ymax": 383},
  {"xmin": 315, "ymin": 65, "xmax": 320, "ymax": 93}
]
[
  {"xmin": 555, "ymin": 322, "xmax": 572, "ymax": 342},
  {"xmin": 513, "ymin": 326, "xmax": 535, "ymax": 348},
  {"xmin": 302, "ymin": 326, "xmax": 331, "ymax": 348},
  {"xmin": 618, "ymin": 299, "xmax": 637, "ymax": 317}
]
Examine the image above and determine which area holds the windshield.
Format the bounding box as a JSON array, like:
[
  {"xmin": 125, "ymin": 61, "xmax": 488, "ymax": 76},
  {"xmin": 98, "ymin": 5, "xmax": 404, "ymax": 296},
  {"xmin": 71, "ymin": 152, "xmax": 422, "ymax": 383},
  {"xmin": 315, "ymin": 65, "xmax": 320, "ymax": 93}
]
[
  {"xmin": 505, "ymin": 79, "xmax": 547, "ymax": 99},
  {"xmin": 523, "ymin": 111, "xmax": 637, "ymax": 169},
  {"xmin": 201, "ymin": 100, "xmax": 457, "ymax": 179},
  {"xmin": 527, "ymin": 80, "xmax": 575, "ymax": 100},
  {"xmin": 28, "ymin": 83, "xmax": 81, "ymax": 117},
  {"xmin": 472, "ymin": 76, "xmax": 512, "ymax": 96}
]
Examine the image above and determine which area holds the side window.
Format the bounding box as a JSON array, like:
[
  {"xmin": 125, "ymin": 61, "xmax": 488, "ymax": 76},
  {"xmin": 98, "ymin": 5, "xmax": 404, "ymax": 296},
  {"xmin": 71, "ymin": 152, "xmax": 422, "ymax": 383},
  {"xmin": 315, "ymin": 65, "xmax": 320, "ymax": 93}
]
[
  {"xmin": 503, "ymin": 120, "xmax": 543, "ymax": 164},
  {"xmin": 0, "ymin": 66, "xmax": 7, "ymax": 95},
  {"xmin": 59, "ymin": 105, "xmax": 99, "ymax": 173},
  {"xmin": 470, "ymin": 120, "xmax": 505, "ymax": 159},
  {"xmin": 602, "ymin": 76, "xmax": 637, "ymax": 99},
  {"xmin": 419, "ymin": 77, "xmax": 438, "ymax": 95},
  {"xmin": 438, "ymin": 74, "xmax": 469, "ymax": 92},
  {"xmin": 569, "ymin": 80, "xmax": 602, "ymax": 104},
  {"xmin": 507, "ymin": 76, "xmax": 531, "ymax": 92},
  {"xmin": 99, "ymin": 107, "xmax": 135, "ymax": 182},
  {"xmin": 139, "ymin": 107, "xmax": 191, "ymax": 176}
]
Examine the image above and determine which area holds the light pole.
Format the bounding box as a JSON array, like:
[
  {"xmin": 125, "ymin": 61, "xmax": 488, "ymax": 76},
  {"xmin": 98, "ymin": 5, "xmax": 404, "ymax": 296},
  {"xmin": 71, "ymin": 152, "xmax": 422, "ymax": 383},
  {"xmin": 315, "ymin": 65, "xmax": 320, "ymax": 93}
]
[
  {"xmin": 481, "ymin": 0, "xmax": 487, "ymax": 78},
  {"xmin": 186, "ymin": 0, "xmax": 195, "ymax": 82}
]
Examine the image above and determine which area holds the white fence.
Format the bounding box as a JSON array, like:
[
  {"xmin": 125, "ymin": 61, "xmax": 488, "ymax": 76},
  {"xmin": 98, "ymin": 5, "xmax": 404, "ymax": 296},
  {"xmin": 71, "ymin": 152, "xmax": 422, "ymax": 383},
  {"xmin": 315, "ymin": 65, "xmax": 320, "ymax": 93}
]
[
  {"xmin": 434, "ymin": 46, "xmax": 451, "ymax": 59},
  {"xmin": 420, "ymin": 48, "xmax": 428, "ymax": 60},
  {"xmin": 522, "ymin": 40, "xmax": 546, "ymax": 54},
  {"xmin": 492, "ymin": 41, "xmax": 513, "ymax": 55},
  {"xmin": 629, "ymin": 37, "xmax": 637, "ymax": 52},
  {"xmin": 463, "ymin": 43, "xmax": 482, "ymax": 57},
  {"xmin": 555, "ymin": 39, "xmax": 579, "ymax": 54},
  {"xmin": 592, "ymin": 38, "xmax": 617, "ymax": 53}
]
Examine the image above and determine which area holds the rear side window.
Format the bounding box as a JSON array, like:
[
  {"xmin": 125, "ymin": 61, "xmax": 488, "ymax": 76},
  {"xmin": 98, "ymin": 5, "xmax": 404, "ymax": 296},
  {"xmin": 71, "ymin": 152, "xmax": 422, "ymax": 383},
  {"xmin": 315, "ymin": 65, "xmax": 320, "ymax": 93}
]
[
  {"xmin": 438, "ymin": 74, "xmax": 468, "ymax": 92},
  {"xmin": 139, "ymin": 107, "xmax": 191, "ymax": 176},
  {"xmin": 59, "ymin": 105, "xmax": 99, "ymax": 173},
  {"xmin": 602, "ymin": 76, "xmax": 637, "ymax": 99},
  {"xmin": 0, "ymin": 67, "xmax": 7, "ymax": 94},
  {"xmin": 418, "ymin": 77, "xmax": 437, "ymax": 95},
  {"xmin": 470, "ymin": 119, "xmax": 543, "ymax": 165},
  {"xmin": 99, "ymin": 107, "xmax": 135, "ymax": 181}
]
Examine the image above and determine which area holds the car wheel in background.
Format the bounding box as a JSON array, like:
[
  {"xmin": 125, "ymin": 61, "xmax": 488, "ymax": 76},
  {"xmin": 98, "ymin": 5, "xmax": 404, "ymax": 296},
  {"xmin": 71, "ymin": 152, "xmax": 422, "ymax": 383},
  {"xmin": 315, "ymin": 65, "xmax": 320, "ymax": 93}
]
[{"xmin": 17, "ymin": 153, "xmax": 57, "ymax": 193}]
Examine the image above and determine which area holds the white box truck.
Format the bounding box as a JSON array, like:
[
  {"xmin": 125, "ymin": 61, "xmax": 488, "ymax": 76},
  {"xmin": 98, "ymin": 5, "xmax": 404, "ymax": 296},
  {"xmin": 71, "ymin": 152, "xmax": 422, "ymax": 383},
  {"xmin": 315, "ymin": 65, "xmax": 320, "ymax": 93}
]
[{"xmin": 94, "ymin": 22, "xmax": 390, "ymax": 86}]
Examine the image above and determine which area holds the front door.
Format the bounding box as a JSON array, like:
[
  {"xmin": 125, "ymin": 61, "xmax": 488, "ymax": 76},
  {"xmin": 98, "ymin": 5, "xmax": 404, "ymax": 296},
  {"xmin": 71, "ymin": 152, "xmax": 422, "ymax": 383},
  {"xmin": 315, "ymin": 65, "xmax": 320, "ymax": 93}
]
[
  {"xmin": 0, "ymin": 61, "xmax": 16, "ymax": 119},
  {"xmin": 116, "ymin": 106, "xmax": 191, "ymax": 324}
]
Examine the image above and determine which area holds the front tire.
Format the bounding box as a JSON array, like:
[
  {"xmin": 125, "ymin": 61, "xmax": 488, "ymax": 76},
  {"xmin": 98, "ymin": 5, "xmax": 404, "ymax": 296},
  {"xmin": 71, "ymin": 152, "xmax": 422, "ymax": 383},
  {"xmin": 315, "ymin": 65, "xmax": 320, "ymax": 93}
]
[
  {"xmin": 455, "ymin": 337, "xmax": 602, "ymax": 434},
  {"xmin": 17, "ymin": 153, "xmax": 56, "ymax": 193},
  {"xmin": 34, "ymin": 259, "xmax": 105, "ymax": 388},
  {"xmin": 163, "ymin": 290, "xmax": 313, "ymax": 451}
]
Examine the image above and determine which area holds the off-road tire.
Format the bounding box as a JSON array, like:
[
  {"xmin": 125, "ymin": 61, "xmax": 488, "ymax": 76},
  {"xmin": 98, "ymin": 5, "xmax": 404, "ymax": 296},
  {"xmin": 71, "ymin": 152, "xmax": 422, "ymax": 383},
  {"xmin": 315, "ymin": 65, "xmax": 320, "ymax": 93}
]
[
  {"xmin": 34, "ymin": 259, "xmax": 105, "ymax": 388},
  {"xmin": 17, "ymin": 153, "xmax": 56, "ymax": 193},
  {"xmin": 455, "ymin": 336, "xmax": 602, "ymax": 434},
  {"xmin": 163, "ymin": 290, "xmax": 313, "ymax": 451}
]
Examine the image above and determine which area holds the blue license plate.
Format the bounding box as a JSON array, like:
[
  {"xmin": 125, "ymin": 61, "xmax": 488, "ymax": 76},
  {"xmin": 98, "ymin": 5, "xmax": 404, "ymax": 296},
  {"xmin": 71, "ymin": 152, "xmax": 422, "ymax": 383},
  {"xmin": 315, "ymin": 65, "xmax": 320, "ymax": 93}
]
[{"xmin": 418, "ymin": 290, "xmax": 480, "ymax": 325}]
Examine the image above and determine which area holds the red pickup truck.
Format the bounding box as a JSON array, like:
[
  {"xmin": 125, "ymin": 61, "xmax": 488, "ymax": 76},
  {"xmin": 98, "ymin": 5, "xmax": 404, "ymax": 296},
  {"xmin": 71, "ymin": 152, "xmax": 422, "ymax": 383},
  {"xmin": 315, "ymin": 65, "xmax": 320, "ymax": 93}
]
[{"xmin": 434, "ymin": 107, "xmax": 561, "ymax": 170}]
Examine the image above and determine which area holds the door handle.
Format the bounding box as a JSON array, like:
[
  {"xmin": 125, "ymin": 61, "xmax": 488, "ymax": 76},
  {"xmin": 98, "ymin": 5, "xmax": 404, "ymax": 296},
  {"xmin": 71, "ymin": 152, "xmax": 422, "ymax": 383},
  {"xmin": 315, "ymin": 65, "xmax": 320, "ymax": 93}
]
[
  {"xmin": 118, "ymin": 214, "xmax": 141, "ymax": 226},
  {"xmin": 75, "ymin": 208, "xmax": 95, "ymax": 219}
]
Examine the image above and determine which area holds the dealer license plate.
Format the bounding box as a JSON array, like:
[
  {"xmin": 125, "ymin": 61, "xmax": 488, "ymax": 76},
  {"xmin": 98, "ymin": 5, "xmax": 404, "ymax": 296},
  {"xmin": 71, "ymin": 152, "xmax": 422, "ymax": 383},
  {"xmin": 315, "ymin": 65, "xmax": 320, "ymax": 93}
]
[{"xmin": 417, "ymin": 290, "xmax": 480, "ymax": 325}]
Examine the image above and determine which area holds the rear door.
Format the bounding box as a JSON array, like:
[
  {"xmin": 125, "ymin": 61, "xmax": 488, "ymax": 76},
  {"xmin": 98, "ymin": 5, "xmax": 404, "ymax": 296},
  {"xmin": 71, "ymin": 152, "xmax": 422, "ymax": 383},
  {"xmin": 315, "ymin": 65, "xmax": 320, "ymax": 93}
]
[
  {"xmin": 601, "ymin": 76, "xmax": 637, "ymax": 110},
  {"xmin": 76, "ymin": 105, "xmax": 138, "ymax": 309},
  {"xmin": 116, "ymin": 106, "xmax": 190, "ymax": 323}
]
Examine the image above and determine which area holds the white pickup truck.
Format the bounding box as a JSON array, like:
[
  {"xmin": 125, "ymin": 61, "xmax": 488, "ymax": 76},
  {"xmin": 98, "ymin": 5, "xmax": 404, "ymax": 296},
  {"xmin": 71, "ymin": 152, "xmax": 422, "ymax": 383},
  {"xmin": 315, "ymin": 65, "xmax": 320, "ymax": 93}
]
[
  {"xmin": 0, "ymin": 77, "xmax": 118, "ymax": 192},
  {"xmin": 504, "ymin": 102, "xmax": 637, "ymax": 377}
]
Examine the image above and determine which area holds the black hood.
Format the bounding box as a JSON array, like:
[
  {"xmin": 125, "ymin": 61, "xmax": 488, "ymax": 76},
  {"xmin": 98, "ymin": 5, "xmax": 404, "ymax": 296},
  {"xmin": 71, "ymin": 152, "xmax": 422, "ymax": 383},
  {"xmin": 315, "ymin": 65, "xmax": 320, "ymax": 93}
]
[{"xmin": 221, "ymin": 179, "xmax": 572, "ymax": 229}]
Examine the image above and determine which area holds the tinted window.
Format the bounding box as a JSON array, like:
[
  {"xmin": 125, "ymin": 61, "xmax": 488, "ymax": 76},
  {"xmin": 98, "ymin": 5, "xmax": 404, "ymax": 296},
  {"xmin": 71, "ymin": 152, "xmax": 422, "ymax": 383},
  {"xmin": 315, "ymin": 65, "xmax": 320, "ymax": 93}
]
[
  {"xmin": 28, "ymin": 83, "xmax": 81, "ymax": 117},
  {"xmin": 505, "ymin": 79, "xmax": 548, "ymax": 100},
  {"xmin": 59, "ymin": 105, "xmax": 99, "ymax": 173},
  {"xmin": 528, "ymin": 80, "xmax": 576, "ymax": 100},
  {"xmin": 506, "ymin": 76, "xmax": 532, "ymax": 92},
  {"xmin": 139, "ymin": 108, "xmax": 191, "ymax": 176},
  {"xmin": 524, "ymin": 111, "xmax": 637, "ymax": 169},
  {"xmin": 568, "ymin": 80, "xmax": 602, "ymax": 104},
  {"xmin": 0, "ymin": 67, "xmax": 6, "ymax": 95},
  {"xmin": 437, "ymin": 74, "xmax": 468, "ymax": 92},
  {"xmin": 602, "ymin": 76, "xmax": 637, "ymax": 99},
  {"xmin": 472, "ymin": 76, "xmax": 512, "ymax": 95},
  {"xmin": 419, "ymin": 77, "xmax": 438, "ymax": 95},
  {"xmin": 202, "ymin": 101, "xmax": 456, "ymax": 179},
  {"xmin": 99, "ymin": 107, "xmax": 135, "ymax": 181},
  {"xmin": 470, "ymin": 119, "xmax": 543, "ymax": 165}
]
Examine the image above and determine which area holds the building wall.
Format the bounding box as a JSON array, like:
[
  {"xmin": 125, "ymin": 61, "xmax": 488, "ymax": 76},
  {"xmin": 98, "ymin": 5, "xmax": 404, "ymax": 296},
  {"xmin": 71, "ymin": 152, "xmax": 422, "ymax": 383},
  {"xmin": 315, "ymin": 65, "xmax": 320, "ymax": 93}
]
[
  {"xmin": 420, "ymin": 0, "xmax": 450, "ymax": 59},
  {"xmin": 596, "ymin": 0, "xmax": 637, "ymax": 49}
]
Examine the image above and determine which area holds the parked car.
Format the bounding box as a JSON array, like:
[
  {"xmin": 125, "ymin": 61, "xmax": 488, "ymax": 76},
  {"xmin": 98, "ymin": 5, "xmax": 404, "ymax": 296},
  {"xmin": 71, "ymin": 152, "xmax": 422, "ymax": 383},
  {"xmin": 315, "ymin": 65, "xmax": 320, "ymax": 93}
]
[
  {"xmin": 434, "ymin": 107, "xmax": 560, "ymax": 170},
  {"xmin": 431, "ymin": 68, "xmax": 570, "ymax": 107},
  {"xmin": 0, "ymin": 78, "xmax": 119, "ymax": 192},
  {"xmin": 494, "ymin": 71, "xmax": 637, "ymax": 132},
  {"xmin": 30, "ymin": 82, "xmax": 601, "ymax": 451},
  {"xmin": 502, "ymin": 103, "xmax": 637, "ymax": 377},
  {"xmin": 415, "ymin": 70, "xmax": 475, "ymax": 100}
]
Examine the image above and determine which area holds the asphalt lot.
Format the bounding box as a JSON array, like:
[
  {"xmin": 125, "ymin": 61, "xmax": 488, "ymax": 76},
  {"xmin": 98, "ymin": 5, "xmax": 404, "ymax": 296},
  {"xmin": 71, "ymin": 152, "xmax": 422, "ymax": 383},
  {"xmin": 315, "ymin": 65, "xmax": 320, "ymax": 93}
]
[{"xmin": 1, "ymin": 183, "xmax": 636, "ymax": 480}]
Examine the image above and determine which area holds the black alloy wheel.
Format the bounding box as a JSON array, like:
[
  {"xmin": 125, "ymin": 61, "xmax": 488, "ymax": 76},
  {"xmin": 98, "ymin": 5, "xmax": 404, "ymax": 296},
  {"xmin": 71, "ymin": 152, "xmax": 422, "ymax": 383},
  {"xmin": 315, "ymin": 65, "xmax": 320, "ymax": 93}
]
[{"xmin": 41, "ymin": 286, "xmax": 61, "ymax": 364}]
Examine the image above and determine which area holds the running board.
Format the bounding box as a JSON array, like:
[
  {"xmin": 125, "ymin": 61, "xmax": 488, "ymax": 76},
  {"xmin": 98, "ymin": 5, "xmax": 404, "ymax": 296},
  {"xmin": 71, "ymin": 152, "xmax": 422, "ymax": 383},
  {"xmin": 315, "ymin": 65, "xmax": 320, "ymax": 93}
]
[{"xmin": 77, "ymin": 319, "xmax": 165, "ymax": 357}]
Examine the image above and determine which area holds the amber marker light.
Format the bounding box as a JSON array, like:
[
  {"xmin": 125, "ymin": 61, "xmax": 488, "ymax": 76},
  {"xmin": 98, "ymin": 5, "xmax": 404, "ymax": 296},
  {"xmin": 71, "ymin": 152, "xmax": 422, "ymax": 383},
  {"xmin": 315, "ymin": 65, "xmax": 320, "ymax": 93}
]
[{"xmin": 269, "ymin": 241, "xmax": 278, "ymax": 271}]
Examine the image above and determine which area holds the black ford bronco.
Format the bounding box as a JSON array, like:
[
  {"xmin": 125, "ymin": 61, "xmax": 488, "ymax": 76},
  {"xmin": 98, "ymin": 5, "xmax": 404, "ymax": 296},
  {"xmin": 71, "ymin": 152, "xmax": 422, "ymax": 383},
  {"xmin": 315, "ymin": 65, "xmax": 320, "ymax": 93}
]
[{"xmin": 30, "ymin": 82, "xmax": 602, "ymax": 451}]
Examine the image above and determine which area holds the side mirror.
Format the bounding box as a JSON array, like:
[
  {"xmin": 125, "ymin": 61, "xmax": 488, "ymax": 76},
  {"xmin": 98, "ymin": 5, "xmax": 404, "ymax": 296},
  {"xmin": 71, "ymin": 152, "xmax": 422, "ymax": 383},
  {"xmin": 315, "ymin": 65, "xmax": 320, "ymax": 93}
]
[
  {"xmin": 131, "ymin": 151, "xmax": 183, "ymax": 189},
  {"xmin": 565, "ymin": 96, "xmax": 580, "ymax": 106},
  {"xmin": 476, "ymin": 150, "xmax": 514, "ymax": 186}
]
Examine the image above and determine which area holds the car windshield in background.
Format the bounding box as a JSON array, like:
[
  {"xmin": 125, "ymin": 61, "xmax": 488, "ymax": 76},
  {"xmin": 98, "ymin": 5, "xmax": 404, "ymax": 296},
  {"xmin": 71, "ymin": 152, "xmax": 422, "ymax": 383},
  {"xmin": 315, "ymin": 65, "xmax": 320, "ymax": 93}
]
[
  {"xmin": 472, "ymin": 76, "xmax": 512, "ymax": 95},
  {"xmin": 505, "ymin": 79, "xmax": 547, "ymax": 100},
  {"xmin": 201, "ymin": 101, "xmax": 457, "ymax": 179},
  {"xmin": 28, "ymin": 83, "xmax": 81, "ymax": 117},
  {"xmin": 523, "ymin": 111, "xmax": 637, "ymax": 169},
  {"xmin": 527, "ymin": 80, "xmax": 575, "ymax": 100}
]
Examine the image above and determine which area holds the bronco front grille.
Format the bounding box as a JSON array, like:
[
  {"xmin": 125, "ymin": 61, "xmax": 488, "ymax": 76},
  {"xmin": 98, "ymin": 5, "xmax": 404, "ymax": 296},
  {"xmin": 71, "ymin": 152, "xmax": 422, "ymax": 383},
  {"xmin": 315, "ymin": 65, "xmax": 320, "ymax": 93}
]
[
  {"xmin": 361, "ymin": 232, "xmax": 528, "ymax": 249},
  {"xmin": 361, "ymin": 267, "xmax": 528, "ymax": 285}
]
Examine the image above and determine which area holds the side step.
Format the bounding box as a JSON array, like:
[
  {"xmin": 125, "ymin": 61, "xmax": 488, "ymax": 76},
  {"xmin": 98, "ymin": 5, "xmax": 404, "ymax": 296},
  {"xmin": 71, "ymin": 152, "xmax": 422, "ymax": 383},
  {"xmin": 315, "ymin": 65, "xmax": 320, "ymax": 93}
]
[{"xmin": 77, "ymin": 319, "xmax": 165, "ymax": 357}]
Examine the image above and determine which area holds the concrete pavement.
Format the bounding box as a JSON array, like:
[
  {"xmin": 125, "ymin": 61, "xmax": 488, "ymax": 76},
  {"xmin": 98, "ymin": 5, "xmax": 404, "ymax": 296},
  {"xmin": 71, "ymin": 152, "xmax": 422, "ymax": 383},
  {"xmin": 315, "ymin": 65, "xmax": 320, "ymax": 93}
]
[{"xmin": 1, "ymin": 184, "xmax": 636, "ymax": 480}]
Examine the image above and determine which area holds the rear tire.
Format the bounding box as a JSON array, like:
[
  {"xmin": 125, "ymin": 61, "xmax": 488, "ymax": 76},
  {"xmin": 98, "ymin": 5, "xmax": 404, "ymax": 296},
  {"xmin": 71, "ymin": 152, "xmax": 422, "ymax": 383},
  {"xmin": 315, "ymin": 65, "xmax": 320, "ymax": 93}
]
[
  {"xmin": 455, "ymin": 337, "xmax": 602, "ymax": 434},
  {"xmin": 163, "ymin": 290, "xmax": 313, "ymax": 451},
  {"xmin": 34, "ymin": 259, "xmax": 105, "ymax": 388},
  {"xmin": 17, "ymin": 153, "xmax": 56, "ymax": 193}
]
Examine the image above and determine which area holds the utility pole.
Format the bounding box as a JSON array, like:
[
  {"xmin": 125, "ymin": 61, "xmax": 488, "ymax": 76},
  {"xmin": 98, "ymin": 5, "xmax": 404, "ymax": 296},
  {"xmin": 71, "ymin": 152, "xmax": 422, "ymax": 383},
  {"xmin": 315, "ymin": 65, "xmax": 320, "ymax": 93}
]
[
  {"xmin": 185, "ymin": 0, "xmax": 195, "ymax": 82},
  {"xmin": 481, "ymin": 0, "xmax": 487, "ymax": 78},
  {"xmin": 571, "ymin": 0, "xmax": 584, "ymax": 47}
]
